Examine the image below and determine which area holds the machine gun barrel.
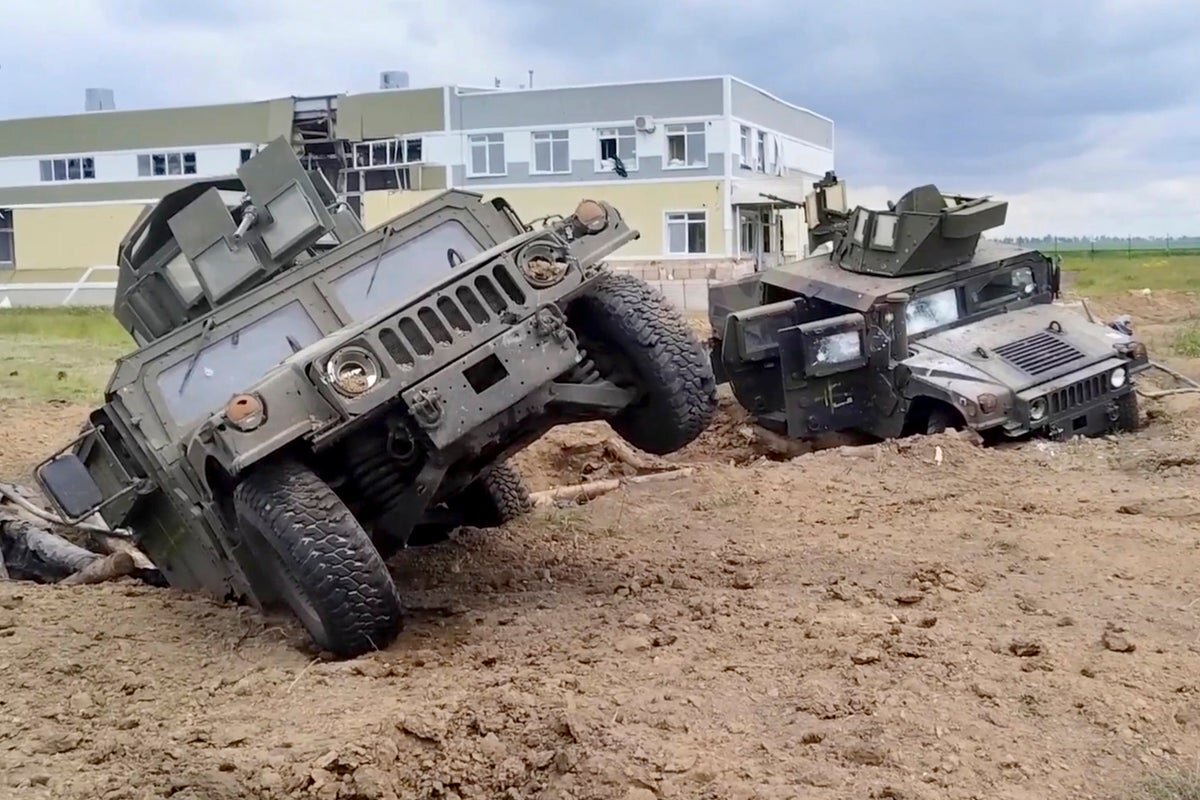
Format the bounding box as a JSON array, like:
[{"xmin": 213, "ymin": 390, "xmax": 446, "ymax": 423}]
[{"xmin": 231, "ymin": 204, "xmax": 260, "ymax": 244}]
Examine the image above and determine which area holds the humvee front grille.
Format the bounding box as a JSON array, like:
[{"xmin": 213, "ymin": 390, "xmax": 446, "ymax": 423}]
[
  {"xmin": 994, "ymin": 331, "xmax": 1085, "ymax": 375},
  {"xmin": 375, "ymin": 260, "xmax": 532, "ymax": 372},
  {"xmin": 1048, "ymin": 373, "xmax": 1107, "ymax": 416}
]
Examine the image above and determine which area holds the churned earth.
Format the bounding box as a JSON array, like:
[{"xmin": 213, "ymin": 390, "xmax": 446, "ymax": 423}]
[{"xmin": 1, "ymin": 297, "xmax": 1199, "ymax": 800}]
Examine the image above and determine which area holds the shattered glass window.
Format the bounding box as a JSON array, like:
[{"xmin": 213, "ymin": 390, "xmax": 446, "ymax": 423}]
[
  {"xmin": 814, "ymin": 331, "xmax": 862, "ymax": 364},
  {"xmin": 906, "ymin": 288, "xmax": 960, "ymax": 335}
]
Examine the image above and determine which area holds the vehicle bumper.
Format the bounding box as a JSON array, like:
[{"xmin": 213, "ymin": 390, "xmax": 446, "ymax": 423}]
[{"xmin": 1009, "ymin": 356, "xmax": 1136, "ymax": 439}]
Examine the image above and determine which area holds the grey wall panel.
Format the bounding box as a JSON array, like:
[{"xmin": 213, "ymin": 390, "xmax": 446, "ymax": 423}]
[
  {"xmin": 452, "ymin": 155, "xmax": 725, "ymax": 187},
  {"xmin": 731, "ymin": 81, "xmax": 833, "ymax": 149}
]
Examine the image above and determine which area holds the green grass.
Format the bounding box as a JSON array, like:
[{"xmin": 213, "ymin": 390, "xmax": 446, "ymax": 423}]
[
  {"xmin": 0, "ymin": 308, "xmax": 132, "ymax": 404},
  {"xmin": 1061, "ymin": 251, "xmax": 1200, "ymax": 295},
  {"xmin": 1174, "ymin": 327, "xmax": 1200, "ymax": 358},
  {"xmin": 1121, "ymin": 769, "xmax": 1200, "ymax": 800}
]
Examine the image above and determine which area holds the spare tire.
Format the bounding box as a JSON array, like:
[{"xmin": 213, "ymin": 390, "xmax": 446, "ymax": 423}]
[
  {"xmin": 233, "ymin": 457, "xmax": 402, "ymax": 658},
  {"xmin": 569, "ymin": 271, "xmax": 717, "ymax": 454}
]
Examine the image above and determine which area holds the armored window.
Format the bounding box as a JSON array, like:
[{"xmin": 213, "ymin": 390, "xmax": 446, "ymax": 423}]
[
  {"xmin": 971, "ymin": 267, "xmax": 1036, "ymax": 308},
  {"xmin": 852, "ymin": 210, "xmax": 868, "ymax": 245},
  {"xmin": 906, "ymin": 288, "xmax": 960, "ymax": 336},
  {"xmin": 665, "ymin": 122, "xmax": 706, "ymax": 168},
  {"xmin": 0, "ymin": 209, "xmax": 14, "ymax": 270},
  {"xmin": 531, "ymin": 130, "xmax": 570, "ymax": 174},
  {"xmin": 871, "ymin": 213, "xmax": 898, "ymax": 250},
  {"xmin": 597, "ymin": 127, "xmax": 637, "ymax": 172},
  {"xmin": 739, "ymin": 125, "xmax": 752, "ymax": 169},
  {"xmin": 467, "ymin": 133, "xmax": 505, "ymax": 177},
  {"xmin": 163, "ymin": 250, "xmax": 203, "ymax": 305},
  {"xmin": 666, "ymin": 211, "xmax": 707, "ymax": 254}
]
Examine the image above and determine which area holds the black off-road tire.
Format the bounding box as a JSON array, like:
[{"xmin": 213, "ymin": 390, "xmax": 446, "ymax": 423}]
[
  {"xmin": 1114, "ymin": 391, "xmax": 1140, "ymax": 432},
  {"xmin": 926, "ymin": 406, "xmax": 963, "ymax": 435},
  {"xmin": 404, "ymin": 462, "xmax": 533, "ymax": 549},
  {"xmin": 462, "ymin": 461, "xmax": 533, "ymax": 527},
  {"xmin": 232, "ymin": 458, "xmax": 402, "ymax": 658},
  {"xmin": 570, "ymin": 271, "xmax": 717, "ymax": 455}
]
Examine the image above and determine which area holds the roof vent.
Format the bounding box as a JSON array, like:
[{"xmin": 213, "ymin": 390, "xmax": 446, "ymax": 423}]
[
  {"xmin": 379, "ymin": 71, "xmax": 410, "ymax": 90},
  {"xmin": 85, "ymin": 88, "xmax": 115, "ymax": 112}
]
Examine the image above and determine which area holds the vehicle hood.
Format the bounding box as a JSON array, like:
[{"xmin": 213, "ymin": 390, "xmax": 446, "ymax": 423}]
[{"xmin": 904, "ymin": 303, "xmax": 1132, "ymax": 393}]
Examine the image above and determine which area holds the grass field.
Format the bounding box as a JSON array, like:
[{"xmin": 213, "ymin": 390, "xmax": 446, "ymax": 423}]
[
  {"xmin": 0, "ymin": 308, "xmax": 131, "ymax": 403},
  {"xmin": 1060, "ymin": 251, "xmax": 1200, "ymax": 294}
]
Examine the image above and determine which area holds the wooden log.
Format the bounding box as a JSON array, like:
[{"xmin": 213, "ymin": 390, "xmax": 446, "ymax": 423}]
[
  {"xmin": 85, "ymin": 531, "xmax": 156, "ymax": 573},
  {"xmin": 530, "ymin": 467, "xmax": 697, "ymax": 508},
  {"xmin": 0, "ymin": 517, "xmax": 100, "ymax": 582},
  {"xmin": 602, "ymin": 438, "xmax": 674, "ymax": 471},
  {"xmin": 60, "ymin": 551, "xmax": 136, "ymax": 586}
]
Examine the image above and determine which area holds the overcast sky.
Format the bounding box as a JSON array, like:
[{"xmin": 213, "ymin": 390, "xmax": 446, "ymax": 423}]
[{"xmin": 2, "ymin": 0, "xmax": 1197, "ymax": 236}]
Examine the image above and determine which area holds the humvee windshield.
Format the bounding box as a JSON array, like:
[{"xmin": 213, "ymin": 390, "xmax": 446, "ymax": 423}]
[
  {"xmin": 331, "ymin": 219, "xmax": 484, "ymax": 321},
  {"xmin": 906, "ymin": 288, "xmax": 959, "ymax": 336},
  {"xmin": 153, "ymin": 300, "xmax": 323, "ymax": 426},
  {"xmin": 143, "ymin": 213, "xmax": 498, "ymax": 429}
]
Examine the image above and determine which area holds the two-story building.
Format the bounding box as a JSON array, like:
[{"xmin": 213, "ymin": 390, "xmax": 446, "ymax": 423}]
[{"xmin": 0, "ymin": 75, "xmax": 833, "ymax": 306}]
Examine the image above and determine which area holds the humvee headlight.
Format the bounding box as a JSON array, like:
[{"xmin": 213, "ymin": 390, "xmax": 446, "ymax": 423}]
[
  {"xmin": 1029, "ymin": 397, "xmax": 1048, "ymax": 422},
  {"xmin": 1110, "ymin": 366, "xmax": 1128, "ymax": 389},
  {"xmin": 226, "ymin": 393, "xmax": 266, "ymax": 431},
  {"xmin": 572, "ymin": 199, "xmax": 609, "ymax": 234},
  {"xmin": 977, "ymin": 393, "xmax": 998, "ymax": 414},
  {"xmin": 326, "ymin": 346, "xmax": 381, "ymax": 397}
]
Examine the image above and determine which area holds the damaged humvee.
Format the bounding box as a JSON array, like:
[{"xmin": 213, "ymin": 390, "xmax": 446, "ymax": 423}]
[
  {"xmin": 33, "ymin": 137, "xmax": 716, "ymax": 657},
  {"xmin": 708, "ymin": 172, "xmax": 1149, "ymax": 443}
]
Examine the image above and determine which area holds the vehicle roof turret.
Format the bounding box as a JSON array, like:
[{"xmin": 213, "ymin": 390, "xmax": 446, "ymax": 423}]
[{"xmin": 803, "ymin": 171, "xmax": 1009, "ymax": 278}]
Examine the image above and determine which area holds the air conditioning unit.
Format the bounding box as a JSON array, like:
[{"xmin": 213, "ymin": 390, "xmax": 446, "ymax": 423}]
[{"xmin": 634, "ymin": 115, "xmax": 655, "ymax": 133}]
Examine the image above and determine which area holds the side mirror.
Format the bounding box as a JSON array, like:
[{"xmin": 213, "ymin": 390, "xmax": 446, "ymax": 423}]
[{"xmin": 36, "ymin": 453, "xmax": 104, "ymax": 521}]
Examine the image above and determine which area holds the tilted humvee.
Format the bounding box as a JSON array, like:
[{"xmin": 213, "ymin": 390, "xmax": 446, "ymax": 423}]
[
  {"xmin": 33, "ymin": 137, "xmax": 716, "ymax": 657},
  {"xmin": 708, "ymin": 172, "xmax": 1149, "ymax": 443}
]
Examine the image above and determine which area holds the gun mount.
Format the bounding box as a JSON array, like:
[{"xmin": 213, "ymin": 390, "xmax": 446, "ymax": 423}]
[
  {"xmin": 803, "ymin": 172, "xmax": 1008, "ymax": 278},
  {"xmin": 113, "ymin": 136, "xmax": 366, "ymax": 346}
]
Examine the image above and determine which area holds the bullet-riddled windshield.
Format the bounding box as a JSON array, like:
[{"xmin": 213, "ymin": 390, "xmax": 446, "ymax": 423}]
[{"xmin": 906, "ymin": 288, "xmax": 960, "ymax": 336}]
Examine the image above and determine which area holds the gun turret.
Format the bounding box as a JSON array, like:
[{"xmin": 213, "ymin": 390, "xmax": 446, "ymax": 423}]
[{"xmin": 806, "ymin": 178, "xmax": 1007, "ymax": 277}]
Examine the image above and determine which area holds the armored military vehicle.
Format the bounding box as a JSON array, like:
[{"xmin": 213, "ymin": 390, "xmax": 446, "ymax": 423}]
[
  {"xmin": 33, "ymin": 137, "xmax": 716, "ymax": 657},
  {"xmin": 708, "ymin": 172, "xmax": 1149, "ymax": 443}
]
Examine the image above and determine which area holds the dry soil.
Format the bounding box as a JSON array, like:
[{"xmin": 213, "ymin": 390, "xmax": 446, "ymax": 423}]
[{"xmin": 2, "ymin": 297, "xmax": 1200, "ymax": 800}]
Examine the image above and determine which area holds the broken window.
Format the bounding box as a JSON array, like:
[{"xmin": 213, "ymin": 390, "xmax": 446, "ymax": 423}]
[
  {"xmin": 0, "ymin": 209, "xmax": 14, "ymax": 269},
  {"xmin": 39, "ymin": 156, "xmax": 97, "ymax": 182},
  {"xmin": 597, "ymin": 126, "xmax": 636, "ymax": 171},
  {"xmin": 665, "ymin": 122, "xmax": 706, "ymax": 168},
  {"xmin": 906, "ymin": 288, "xmax": 960, "ymax": 336}
]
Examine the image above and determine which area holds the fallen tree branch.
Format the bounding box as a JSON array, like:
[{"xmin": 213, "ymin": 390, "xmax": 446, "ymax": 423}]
[
  {"xmin": 1147, "ymin": 361, "xmax": 1200, "ymax": 390},
  {"xmin": 602, "ymin": 438, "xmax": 674, "ymax": 471},
  {"xmin": 737, "ymin": 425, "xmax": 812, "ymax": 459},
  {"xmin": 60, "ymin": 551, "xmax": 136, "ymax": 586},
  {"xmin": 531, "ymin": 467, "xmax": 697, "ymax": 508}
]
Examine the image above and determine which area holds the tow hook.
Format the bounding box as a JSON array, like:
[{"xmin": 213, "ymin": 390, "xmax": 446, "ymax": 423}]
[{"xmin": 1106, "ymin": 401, "xmax": 1120, "ymax": 422}]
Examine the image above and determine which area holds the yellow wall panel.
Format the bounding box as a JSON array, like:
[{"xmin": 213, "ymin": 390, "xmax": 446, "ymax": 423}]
[
  {"xmin": 363, "ymin": 180, "xmax": 727, "ymax": 258},
  {"xmin": 13, "ymin": 204, "xmax": 146, "ymax": 271}
]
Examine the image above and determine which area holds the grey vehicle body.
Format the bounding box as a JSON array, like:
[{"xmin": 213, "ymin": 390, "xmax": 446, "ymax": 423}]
[
  {"xmin": 708, "ymin": 172, "xmax": 1149, "ymax": 442},
  {"xmin": 34, "ymin": 137, "xmax": 716, "ymax": 657}
]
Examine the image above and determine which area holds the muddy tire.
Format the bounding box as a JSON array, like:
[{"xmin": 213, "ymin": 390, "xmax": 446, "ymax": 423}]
[
  {"xmin": 461, "ymin": 461, "xmax": 532, "ymax": 527},
  {"xmin": 570, "ymin": 271, "xmax": 717, "ymax": 455},
  {"xmin": 926, "ymin": 406, "xmax": 962, "ymax": 435},
  {"xmin": 1115, "ymin": 391, "xmax": 1139, "ymax": 432},
  {"xmin": 232, "ymin": 458, "xmax": 402, "ymax": 658}
]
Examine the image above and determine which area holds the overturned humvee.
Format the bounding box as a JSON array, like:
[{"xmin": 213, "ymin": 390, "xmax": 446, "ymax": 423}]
[
  {"xmin": 33, "ymin": 137, "xmax": 716, "ymax": 657},
  {"xmin": 709, "ymin": 172, "xmax": 1148, "ymax": 442}
]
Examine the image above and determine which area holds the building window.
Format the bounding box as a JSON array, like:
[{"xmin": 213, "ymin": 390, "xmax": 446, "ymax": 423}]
[
  {"xmin": 666, "ymin": 211, "xmax": 707, "ymax": 254},
  {"xmin": 531, "ymin": 130, "xmax": 570, "ymax": 174},
  {"xmin": 352, "ymin": 137, "xmax": 423, "ymax": 169},
  {"xmin": 468, "ymin": 133, "xmax": 506, "ymax": 177},
  {"xmin": 0, "ymin": 209, "xmax": 13, "ymax": 270},
  {"xmin": 740, "ymin": 125, "xmax": 752, "ymax": 169},
  {"xmin": 756, "ymin": 131, "xmax": 766, "ymax": 173},
  {"xmin": 665, "ymin": 122, "xmax": 706, "ymax": 168},
  {"xmin": 240, "ymin": 148, "xmax": 254, "ymax": 164},
  {"xmin": 597, "ymin": 126, "xmax": 637, "ymax": 172},
  {"xmin": 38, "ymin": 156, "xmax": 96, "ymax": 182},
  {"xmin": 137, "ymin": 150, "xmax": 198, "ymax": 177}
]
